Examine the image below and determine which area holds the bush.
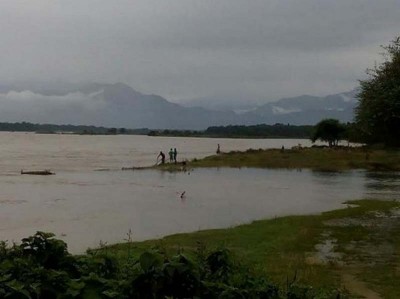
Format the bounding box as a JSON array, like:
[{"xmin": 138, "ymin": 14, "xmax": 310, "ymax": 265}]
[{"xmin": 0, "ymin": 232, "xmax": 345, "ymax": 298}]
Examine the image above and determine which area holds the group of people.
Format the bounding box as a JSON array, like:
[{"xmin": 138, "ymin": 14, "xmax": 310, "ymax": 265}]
[
  {"xmin": 157, "ymin": 148, "xmax": 178, "ymax": 164},
  {"xmin": 157, "ymin": 144, "xmax": 220, "ymax": 165}
]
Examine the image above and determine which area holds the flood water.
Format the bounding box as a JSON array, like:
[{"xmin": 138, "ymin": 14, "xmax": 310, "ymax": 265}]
[
  {"xmin": 0, "ymin": 132, "xmax": 312, "ymax": 173},
  {"xmin": 0, "ymin": 132, "xmax": 399, "ymax": 253}
]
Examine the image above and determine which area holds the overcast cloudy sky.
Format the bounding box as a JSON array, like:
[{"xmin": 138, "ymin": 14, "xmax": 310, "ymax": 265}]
[{"xmin": 0, "ymin": 0, "xmax": 399, "ymax": 102}]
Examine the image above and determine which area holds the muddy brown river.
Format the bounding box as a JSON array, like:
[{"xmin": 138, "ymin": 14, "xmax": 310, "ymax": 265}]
[{"xmin": 0, "ymin": 132, "xmax": 398, "ymax": 252}]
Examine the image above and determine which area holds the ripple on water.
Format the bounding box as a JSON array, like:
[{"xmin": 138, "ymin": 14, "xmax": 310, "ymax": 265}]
[{"xmin": 0, "ymin": 199, "xmax": 27, "ymax": 205}]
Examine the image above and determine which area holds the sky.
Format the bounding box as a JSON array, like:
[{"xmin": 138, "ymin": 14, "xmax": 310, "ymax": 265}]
[{"xmin": 0, "ymin": 0, "xmax": 399, "ymax": 102}]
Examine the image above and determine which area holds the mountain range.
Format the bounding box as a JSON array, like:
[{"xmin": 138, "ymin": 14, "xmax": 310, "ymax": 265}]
[{"xmin": 0, "ymin": 82, "xmax": 358, "ymax": 129}]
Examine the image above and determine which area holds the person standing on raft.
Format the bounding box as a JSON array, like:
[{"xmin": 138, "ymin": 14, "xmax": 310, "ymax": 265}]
[{"xmin": 157, "ymin": 151, "xmax": 166, "ymax": 164}]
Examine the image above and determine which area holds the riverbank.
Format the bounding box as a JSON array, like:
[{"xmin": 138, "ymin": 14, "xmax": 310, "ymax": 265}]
[
  {"xmin": 156, "ymin": 147, "xmax": 400, "ymax": 171},
  {"xmin": 106, "ymin": 199, "xmax": 400, "ymax": 298}
]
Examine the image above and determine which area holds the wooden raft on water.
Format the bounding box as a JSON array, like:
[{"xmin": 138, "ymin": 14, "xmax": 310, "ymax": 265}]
[
  {"xmin": 121, "ymin": 166, "xmax": 149, "ymax": 170},
  {"xmin": 21, "ymin": 170, "xmax": 55, "ymax": 175}
]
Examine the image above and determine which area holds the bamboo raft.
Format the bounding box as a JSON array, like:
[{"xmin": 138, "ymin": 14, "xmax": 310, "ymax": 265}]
[
  {"xmin": 21, "ymin": 170, "xmax": 55, "ymax": 175},
  {"xmin": 121, "ymin": 166, "xmax": 149, "ymax": 170}
]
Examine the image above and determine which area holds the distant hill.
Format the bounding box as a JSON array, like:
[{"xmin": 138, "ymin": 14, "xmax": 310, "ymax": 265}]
[
  {"xmin": 183, "ymin": 90, "xmax": 358, "ymax": 125},
  {"xmin": 0, "ymin": 82, "xmax": 358, "ymax": 129},
  {"xmin": 0, "ymin": 82, "xmax": 238, "ymax": 130},
  {"xmin": 180, "ymin": 95, "xmax": 265, "ymax": 113},
  {"xmin": 242, "ymin": 89, "xmax": 358, "ymax": 125}
]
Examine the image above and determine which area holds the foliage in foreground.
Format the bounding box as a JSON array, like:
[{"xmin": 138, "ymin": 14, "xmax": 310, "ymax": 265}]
[{"xmin": 0, "ymin": 232, "xmax": 344, "ymax": 298}]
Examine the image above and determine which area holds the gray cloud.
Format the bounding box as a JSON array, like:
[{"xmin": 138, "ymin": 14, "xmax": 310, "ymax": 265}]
[
  {"xmin": 0, "ymin": 0, "xmax": 399, "ymax": 101},
  {"xmin": 0, "ymin": 90, "xmax": 107, "ymax": 124}
]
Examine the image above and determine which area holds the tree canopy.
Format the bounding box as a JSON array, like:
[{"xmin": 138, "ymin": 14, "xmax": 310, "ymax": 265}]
[
  {"xmin": 355, "ymin": 37, "xmax": 400, "ymax": 147},
  {"xmin": 311, "ymin": 118, "xmax": 346, "ymax": 147}
]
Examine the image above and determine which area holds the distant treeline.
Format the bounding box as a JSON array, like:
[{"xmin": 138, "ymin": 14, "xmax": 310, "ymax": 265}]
[
  {"xmin": 149, "ymin": 123, "xmax": 314, "ymax": 138},
  {"xmin": 0, "ymin": 121, "xmax": 315, "ymax": 139},
  {"xmin": 205, "ymin": 124, "xmax": 313, "ymax": 138},
  {"xmin": 0, "ymin": 122, "xmax": 147, "ymax": 135}
]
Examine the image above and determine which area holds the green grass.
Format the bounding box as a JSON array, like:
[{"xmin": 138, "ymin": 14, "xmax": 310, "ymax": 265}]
[
  {"xmin": 157, "ymin": 147, "xmax": 400, "ymax": 171},
  {"xmin": 104, "ymin": 200, "xmax": 400, "ymax": 298}
]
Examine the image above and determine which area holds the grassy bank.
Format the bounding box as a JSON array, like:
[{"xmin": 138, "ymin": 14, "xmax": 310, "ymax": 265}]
[
  {"xmin": 2, "ymin": 200, "xmax": 399, "ymax": 297},
  {"xmin": 107, "ymin": 200, "xmax": 400, "ymax": 298},
  {"xmin": 157, "ymin": 147, "xmax": 400, "ymax": 171}
]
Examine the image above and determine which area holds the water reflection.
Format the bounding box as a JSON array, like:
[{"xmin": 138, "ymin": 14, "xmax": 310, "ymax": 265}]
[
  {"xmin": 364, "ymin": 171, "xmax": 400, "ymax": 199},
  {"xmin": 365, "ymin": 171, "xmax": 400, "ymax": 183},
  {"xmin": 310, "ymin": 169, "xmax": 355, "ymax": 187}
]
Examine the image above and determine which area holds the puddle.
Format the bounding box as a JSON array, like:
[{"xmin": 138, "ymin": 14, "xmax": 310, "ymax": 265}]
[
  {"xmin": 306, "ymin": 232, "xmax": 342, "ymax": 265},
  {"xmin": 313, "ymin": 208, "xmax": 400, "ymax": 297}
]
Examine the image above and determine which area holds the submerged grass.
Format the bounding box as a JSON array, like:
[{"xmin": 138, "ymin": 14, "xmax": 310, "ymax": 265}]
[
  {"xmin": 157, "ymin": 147, "xmax": 400, "ymax": 171},
  {"xmin": 106, "ymin": 200, "xmax": 400, "ymax": 298}
]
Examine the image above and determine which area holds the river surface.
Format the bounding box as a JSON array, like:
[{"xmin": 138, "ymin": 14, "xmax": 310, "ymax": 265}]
[
  {"xmin": 0, "ymin": 132, "xmax": 398, "ymax": 252},
  {"xmin": 0, "ymin": 132, "xmax": 312, "ymax": 173}
]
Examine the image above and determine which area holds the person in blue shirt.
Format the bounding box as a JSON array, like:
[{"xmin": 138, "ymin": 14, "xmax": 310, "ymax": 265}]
[{"xmin": 173, "ymin": 148, "xmax": 178, "ymax": 163}]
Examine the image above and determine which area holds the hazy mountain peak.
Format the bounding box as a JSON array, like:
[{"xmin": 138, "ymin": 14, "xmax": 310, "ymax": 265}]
[
  {"xmin": 0, "ymin": 82, "xmax": 358, "ymax": 129},
  {"xmin": 245, "ymin": 89, "xmax": 358, "ymax": 124}
]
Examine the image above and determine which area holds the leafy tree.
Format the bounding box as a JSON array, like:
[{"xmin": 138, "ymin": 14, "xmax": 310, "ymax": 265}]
[
  {"xmin": 355, "ymin": 37, "xmax": 400, "ymax": 146},
  {"xmin": 107, "ymin": 128, "xmax": 117, "ymax": 134},
  {"xmin": 311, "ymin": 119, "xmax": 346, "ymax": 147}
]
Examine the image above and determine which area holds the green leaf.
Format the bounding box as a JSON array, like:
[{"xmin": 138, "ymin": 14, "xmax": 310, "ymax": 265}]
[{"xmin": 139, "ymin": 252, "xmax": 162, "ymax": 272}]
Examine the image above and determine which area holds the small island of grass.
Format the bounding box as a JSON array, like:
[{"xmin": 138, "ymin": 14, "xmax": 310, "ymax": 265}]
[{"xmin": 156, "ymin": 147, "xmax": 400, "ymax": 172}]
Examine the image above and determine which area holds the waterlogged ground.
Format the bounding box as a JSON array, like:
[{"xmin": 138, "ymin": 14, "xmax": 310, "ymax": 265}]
[{"xmin": 305, "ymin": 203, "xmax": 400, "ymax": 298}]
